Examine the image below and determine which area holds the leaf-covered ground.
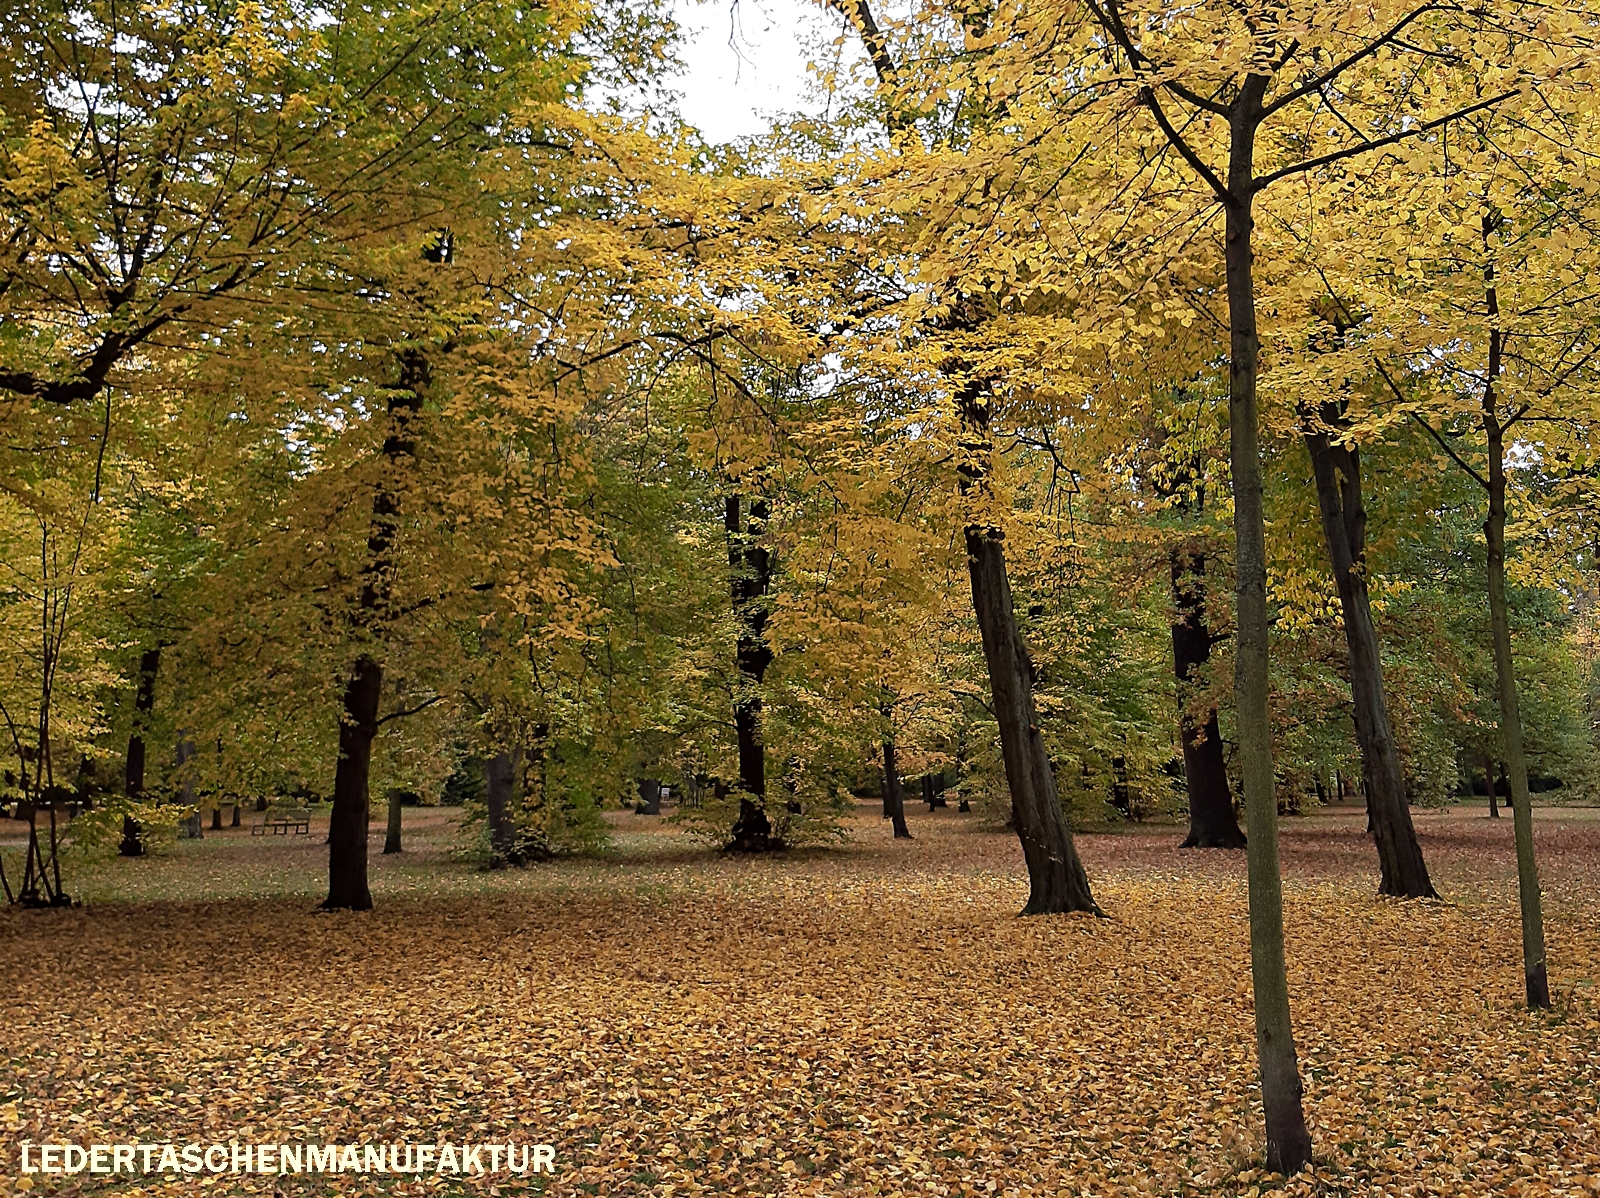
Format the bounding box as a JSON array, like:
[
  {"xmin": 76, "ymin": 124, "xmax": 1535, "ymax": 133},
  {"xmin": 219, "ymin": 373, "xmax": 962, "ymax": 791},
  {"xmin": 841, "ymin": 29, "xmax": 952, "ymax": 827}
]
[{"xmin": 1, "ymin": 803, "xmax": 1597, "ymax": 1197}]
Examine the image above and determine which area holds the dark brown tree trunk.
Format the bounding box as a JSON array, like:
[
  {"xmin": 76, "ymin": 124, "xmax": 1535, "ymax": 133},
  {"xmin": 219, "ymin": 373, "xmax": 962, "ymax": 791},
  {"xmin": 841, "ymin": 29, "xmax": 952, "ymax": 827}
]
[
  {"xmin": 231, "ymin": 802, "xmax": 241, "ymax": 828},
  {"xmin": 1483, "ymin": 753, "xmax": 1500, "ymax": 818},
  {"xmin": 484, "ymin": 750, "xmax": 519, "ymax": 864},
  {"xmin": 881, "ymin": 740, "xmax": 911, "ymax": 839},
  {"xmin": 1303, "ymin": 418, "xmax": 1436, "ymax": 898},
  {"xmin": 1171, "ymin": 546, "xmax": 1245, "ymax": 848},
  {"xmin": 1222, "ymin": 84, "xmax": 1313, "ymax": 1173},
  {"xmin": 326, "ymin": 657, "xmax": 380, "ymax": 908},
  {"xmin": 726, "ymin": 495, "xmax": 778, "ymax": 852},
  {"xmin": 255, "ymin": 795, "xmax": 268, "ymax": 812},
  {"xmin": 323, "ymin": 346, "xmax": 428, "ymax": 911},
  {"xmin": 119, "ymin": 646, "xmax": 161, "ymax": 856},
  {"xmin": 210, "ymin": 804, "xmax": 222, "ymax": 831},
  {"xmin": 636, "ymin": 778, "xmax": 662, "ymax": 815},
  {"xmin": 958, "ymin": 384, "xmax": 1098, "ymax": 914},
  {"xmin": 923, "ymin": 774, "xmax": 943, "ymax": 811},
  {"xmin": 383, "ymin": 790, "xmax": 403, "ymax": 854}
]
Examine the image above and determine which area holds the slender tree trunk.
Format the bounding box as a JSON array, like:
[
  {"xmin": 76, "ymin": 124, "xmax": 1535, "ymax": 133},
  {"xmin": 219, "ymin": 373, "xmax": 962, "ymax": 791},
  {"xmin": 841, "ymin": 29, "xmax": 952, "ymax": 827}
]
[
  {"xmin": 119, "ymin": 646, "xmax": 160, "ymax": 857},
  {"xmin": 1483, "ymin": 752, "xmax": 1500, "ymax": 819},
  {"xmin": 726, "ymin": 495, "xmax": 778, "ymax": 851},
  {"xmin": 231, "ymin": 802, "xmax": 241, "ymax": 828},
  {"xmin": 176, "ymin": 738, "xmax": 201, "ymax": 839},
  {"xmin": 1484, "ymin": 388, "xmax": 1550, "ymax": 1009},
  {"xmin": 1172, "ymin": 546, "xmax": 1245, "ymax": 848},
  {"xmin": 1224, "ymin": 87, "xmax": 1312, "ymax": 1174},
  {"xmin": 323, "ymin": 347, "xmax": 428, "ymax": 911},
  {"xmin": 959, "ymin": 383, "xmax": 1098, "ymax": 914},
  {"xmin": 881, "ymin": 740, "xmax": 911, "ymax": 839},
  {"xmin": 383, "ymin": 790, "xmax": 403, "ymax": 854},
  {"xmin": 1302, "ymin": 424, "xmax": 1436, "ymax": 897}
]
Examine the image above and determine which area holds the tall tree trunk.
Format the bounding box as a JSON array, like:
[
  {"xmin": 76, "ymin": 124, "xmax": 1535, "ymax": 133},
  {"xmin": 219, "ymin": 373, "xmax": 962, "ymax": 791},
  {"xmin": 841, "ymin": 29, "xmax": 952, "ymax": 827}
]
[
  {"xmin": 1302, "ymin": 423, "xmax": 1436, "ymax": 896},
  {"xmin": 726, "ymin": 495, "xmax": 778, "ymax": 851},
  {"xmin": 959, "ymin": 385, "xmax": 1098, "ymax": 914},
  {"xmin": 383, "ymin": 790, "xmax": 403, "ymax": 854},
  {"xmin": 881, "ymin": 740, "xmax": 911, "ymax": 839},
  {"xmin": 1224, "ymin": 86, "xmax": 1313, "ymax": 1173},
  {"xmin": 484, "ymin": 750, "xmax": 519, "ymax": 864},
  {"xmin": 1172, "ymin": 546, "xmax": 1245, "ymax": 848},
  {"xmin": 323, "ymin": 347, "xmax": 429, "ymax": 911},
  {"xmin": 119, "ymin": 646, "xmax": 160, "ymax": 856},
  {"xmin": 1483, "ymin": 361, "xmax": 1550, "ymax": 1008}
]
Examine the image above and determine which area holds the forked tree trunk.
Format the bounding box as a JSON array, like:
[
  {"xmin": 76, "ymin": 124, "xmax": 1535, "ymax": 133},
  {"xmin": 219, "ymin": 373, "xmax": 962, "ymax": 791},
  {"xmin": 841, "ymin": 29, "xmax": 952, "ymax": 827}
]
[
  {"xmin": 323, "ymin": 346, "xmax": 429, "ymax": 911},
  {"xmin": 1484, "ymin": 381, "xmax": 1550, "ymax": 1009},
  {"xmin": 726, "ymin": 495, "xmax": 778, "ymax": 852},
  {"xmin": 485, "ymin": 750, "xmax": 519, "ymax": 864},
  {"xmin": 383, "ymin": 790, "xmax": 403, "ymax": 854},
  {"xmin": 881, "ymin": 740, "xmax": 911, "ymax": 839},
  {"xmin": 1172, "ymin": 547, "xmax": 1245, "ymax": 848},
  {"xmin": 1303, "ymin": 418, "xmax": 1436, "ymax": 898},
  {"xmin": 120, "ymin": 646, "xmax": 161, "ymax": 856},
  {"xmin": 1224, "ymin": 85, "xmax": 1312, "ymax": 1174}
]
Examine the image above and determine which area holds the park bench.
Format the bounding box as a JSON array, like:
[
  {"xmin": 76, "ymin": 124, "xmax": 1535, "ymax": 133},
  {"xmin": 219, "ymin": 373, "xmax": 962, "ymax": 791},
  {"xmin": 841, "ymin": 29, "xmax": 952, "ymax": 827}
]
[{"xmin": 251, "ymin": 804, "xmax": 311, "ymax": 836}]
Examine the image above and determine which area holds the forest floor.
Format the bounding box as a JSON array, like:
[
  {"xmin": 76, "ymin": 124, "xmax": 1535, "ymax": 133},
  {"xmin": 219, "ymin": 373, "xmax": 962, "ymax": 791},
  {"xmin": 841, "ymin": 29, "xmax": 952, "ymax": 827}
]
[{"xmin": 0, "ymin": 802, "xmax": 1596, "ymax": 1197}]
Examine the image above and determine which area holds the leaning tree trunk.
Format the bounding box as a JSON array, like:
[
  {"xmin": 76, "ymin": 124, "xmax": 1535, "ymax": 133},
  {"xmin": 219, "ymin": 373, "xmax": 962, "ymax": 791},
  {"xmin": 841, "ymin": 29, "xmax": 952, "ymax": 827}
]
[
  {"xmin": 1225, "ymin": 91, "xmax": 1313, "ymax": 1174},
  {"xmin": 726, "ymin": 495, "xmax": 779, "ymax": 852},
  {"xmin": 1303, "ymin": 422, "xmax": 1436, "ymax": 898},
  {"xmin": 1172, "ymin": 546, "xmax": 1245, "ymax": 848},
  {"xmin": 958, "ymin": 385, "xmax": 1098, "ymax": 914},
  {"xmin": 323, "ymin": 346, "xmax": 429, "ymax": 911},
  {"xmin": 120, "ymin": 646, "xmax": 161, "ymax": 856},
  {"xmin": 881, "ymin": 740, "xmax": 911, "ymax": 839},
  {"xmin": 1484, "ymin": 395, "xmax": 1550, "ymax": 1009},
  {"xmin": 383, "ymin": 790, "xmax": 404, "ymax": 854}
]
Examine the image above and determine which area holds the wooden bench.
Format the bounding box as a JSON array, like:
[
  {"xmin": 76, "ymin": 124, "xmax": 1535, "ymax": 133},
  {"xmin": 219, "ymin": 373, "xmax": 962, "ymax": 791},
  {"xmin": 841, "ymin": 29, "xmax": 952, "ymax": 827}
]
[{"xmin": 251, "ymin": 805, "xmax": 311, "ymax": 836}]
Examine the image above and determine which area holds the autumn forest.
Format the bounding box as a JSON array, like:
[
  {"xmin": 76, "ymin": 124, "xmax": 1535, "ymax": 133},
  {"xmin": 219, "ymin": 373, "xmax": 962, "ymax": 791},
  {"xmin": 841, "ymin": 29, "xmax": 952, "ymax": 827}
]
[{"xmin": 3, "ymin": 0, "xmax": 1600, "ymax": 1193}]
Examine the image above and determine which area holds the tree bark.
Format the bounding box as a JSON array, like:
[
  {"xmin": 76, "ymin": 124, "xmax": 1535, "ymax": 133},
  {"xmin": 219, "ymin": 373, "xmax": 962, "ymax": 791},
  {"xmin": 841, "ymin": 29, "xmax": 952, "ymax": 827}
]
[
  {"xmin": 1302, "ymin": 421, "xmax": 1436, "ymax": 897},
  {"xmin": 485, "ymin": 750, "xmax": 519, "ymax": 864},
  {"xmin": 210, "ymin": 804, "xmax": 222, "ymax": 831},
  {"xmin": 636, "ymin": 778, "xmax": 662, "ymax": 815},
  {"xmin": 881, "ymin": 740, "xmax": 911, "ymax": 839},
  {"xmin": 1483, "ymin": 342, "xmax": 1550, "ymax": 1008},
  {"xmin": 326, "ymin": 658, "xmax": 380, "ymax": 907},
  {"xmin": 323, "ymin": 346, "xmax": 429, "ymax": 911},
  {"xmin": 959, "ymin": 383, "xmax": 1098, "ymax": 914},
  {"xmin": 726, "ymin": 495, "xmax": 779, "ymax": 851},
  {"xmin": 1224, "ymin": 83, "xmax": 1312, "ymax": 1174},
  {"xmin": 383, "ymin": 790, "xmax": 403, "ymax": 854},
  {"xmin": 119, "ymin": 646, "xmax": 160, "ymax": 856},
  {"xmin": 176, "ymin": 738, "xmax": 201, "ymax": 839},
  {"xmin": 231, "ymin": 802, "xmax": 241, "ymax": 828},
  {"xmin": 1172, "ymin": 547, "xmax": 1245, "ymax": 848}
]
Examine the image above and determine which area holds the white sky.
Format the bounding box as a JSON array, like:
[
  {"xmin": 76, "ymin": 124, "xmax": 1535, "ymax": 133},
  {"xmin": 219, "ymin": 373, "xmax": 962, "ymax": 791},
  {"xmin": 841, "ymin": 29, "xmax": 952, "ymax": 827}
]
[{"xmin": 669, "ymin": 0, "xmax": 853, "ymax": 142}]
